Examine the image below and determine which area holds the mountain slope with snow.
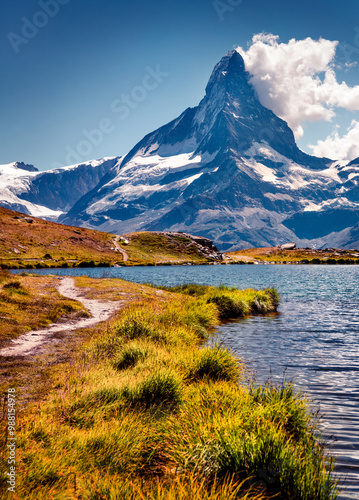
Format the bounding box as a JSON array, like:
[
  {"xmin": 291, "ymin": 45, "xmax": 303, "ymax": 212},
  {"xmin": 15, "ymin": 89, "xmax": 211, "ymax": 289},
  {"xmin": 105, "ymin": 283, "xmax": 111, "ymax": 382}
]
[
  {"xmin": 0, "ymin": 158, "xmax": 120, "ymax": 219},
  {"xmin": 61, "ymin": 50, "xmax": 359, "ymax": 250}
]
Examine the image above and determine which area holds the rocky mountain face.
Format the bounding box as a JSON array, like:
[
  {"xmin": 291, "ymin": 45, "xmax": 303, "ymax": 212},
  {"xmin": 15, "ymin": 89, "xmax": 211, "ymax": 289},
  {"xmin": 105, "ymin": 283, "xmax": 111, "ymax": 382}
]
[
  {"xmin": 60, "ymin": 50, "xmax": 359, "ymax": 250},
  {"xmin": 0, "ymin": 158, "xmax": 119, "ymax": 219},
  {"xmin": 2, "ymin": 50, "xmax": 359, "ymax": 250}
]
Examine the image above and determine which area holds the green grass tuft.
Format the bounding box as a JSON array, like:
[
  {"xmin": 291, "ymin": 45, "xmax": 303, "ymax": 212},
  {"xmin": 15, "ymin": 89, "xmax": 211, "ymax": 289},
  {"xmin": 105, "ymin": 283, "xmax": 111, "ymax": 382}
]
[
  {"xmin": 157, "ymin": 284, "xmax": 279, "ymax": 319},
  {"xmin": 249, "ymin": 380, "xmax": 312, "ymax": 441},
  {"xmin": 123, "ymin": 369, "xmax": 183, "ymax": 408},
  {"xmin": 113, "ymin": 342, "xmax": 150, "ymax": 370},
  {"xmin": 187, "ymin": 345, "xmax": 241, "ymax": 382},
  {"xmin": 114, "ymin": 307, "xmax": 159, "ymax": 340}
]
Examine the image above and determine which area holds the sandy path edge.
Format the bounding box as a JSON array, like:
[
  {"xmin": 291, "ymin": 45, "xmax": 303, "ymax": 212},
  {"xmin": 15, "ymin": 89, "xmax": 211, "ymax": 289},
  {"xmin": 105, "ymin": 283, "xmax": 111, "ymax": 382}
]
[{"xmin": 0, "ymin": 277, "xmax": 122, "ymax": 357}]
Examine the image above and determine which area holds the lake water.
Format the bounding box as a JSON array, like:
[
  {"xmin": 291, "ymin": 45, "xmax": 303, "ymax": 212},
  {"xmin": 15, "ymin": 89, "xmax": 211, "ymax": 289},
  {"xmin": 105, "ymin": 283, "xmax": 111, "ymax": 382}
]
[{"xmin": 15, "ymin": 265, "xmax": 359, "ymax": 498}]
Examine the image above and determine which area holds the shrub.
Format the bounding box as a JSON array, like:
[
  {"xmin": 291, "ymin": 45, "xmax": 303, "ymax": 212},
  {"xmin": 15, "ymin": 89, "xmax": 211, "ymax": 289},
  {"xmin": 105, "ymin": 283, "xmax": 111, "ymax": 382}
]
[
  {"xmin": 113, "ymin": 343, "xmax": 149, "ymax": 371},
  {"xmin": 114, "ymin": 309, "xmax": 160, "ymax": 340},
  {"xmin": 123, "ymin": 369, "xmax": 183, "ymax": 408},
  {"xmin": 3, "ymin": 280, "xmax": 22, "ymax": 289},
  {"xmin": 187, "ymin": 346, "xmax": 241, "ymax": 383}
]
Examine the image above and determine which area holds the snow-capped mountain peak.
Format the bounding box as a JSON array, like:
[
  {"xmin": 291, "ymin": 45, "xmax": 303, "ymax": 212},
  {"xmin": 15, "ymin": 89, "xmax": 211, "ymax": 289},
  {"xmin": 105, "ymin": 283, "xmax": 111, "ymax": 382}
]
[{"xmin": 2, "ymin": 49, "xmax": 359, "ymax": 250}]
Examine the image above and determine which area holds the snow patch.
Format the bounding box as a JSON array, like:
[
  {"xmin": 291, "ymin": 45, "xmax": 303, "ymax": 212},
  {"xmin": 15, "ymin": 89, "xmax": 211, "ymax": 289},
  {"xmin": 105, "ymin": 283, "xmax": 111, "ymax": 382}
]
[
  {"xmin": 186, "ymin": 172, "xmax": 203, "ymax": 185},
  {"xmin": 264, "ymin": 193, "xmax": 294, "ymax": 202}
]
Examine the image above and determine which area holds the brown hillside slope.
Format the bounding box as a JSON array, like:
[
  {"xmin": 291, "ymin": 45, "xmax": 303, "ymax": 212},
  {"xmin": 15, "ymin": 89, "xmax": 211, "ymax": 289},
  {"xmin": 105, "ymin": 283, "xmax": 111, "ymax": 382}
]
[
  {"xmin": 0, "ymin": 207, "xmax": 120, "ymax": 268},
  {"xmin": 0, "ymin": 208, "xmax": 220, "ymax": 268}
]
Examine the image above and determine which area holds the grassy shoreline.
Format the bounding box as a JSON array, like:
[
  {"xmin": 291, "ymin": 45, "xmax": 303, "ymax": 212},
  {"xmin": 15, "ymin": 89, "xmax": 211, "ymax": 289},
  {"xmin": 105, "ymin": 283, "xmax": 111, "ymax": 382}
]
[
  {"xmin": 3, "ymin": 256, "xmax": 359, "ymax": 270},
  {"xmin": 0, "ymin": 278, "xmax": 338, "ymax": 499}
]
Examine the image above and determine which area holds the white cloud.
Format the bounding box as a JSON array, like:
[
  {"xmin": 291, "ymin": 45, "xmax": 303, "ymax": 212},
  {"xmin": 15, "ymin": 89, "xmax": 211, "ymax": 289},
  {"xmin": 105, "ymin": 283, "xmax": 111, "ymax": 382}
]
[
  {"xmin": 309, "ymin": 120, "xmax": 359, "ymax": 161},
  {"xmin": 236, "ymin": 34, "xmax": 359, "ymax": 143}
]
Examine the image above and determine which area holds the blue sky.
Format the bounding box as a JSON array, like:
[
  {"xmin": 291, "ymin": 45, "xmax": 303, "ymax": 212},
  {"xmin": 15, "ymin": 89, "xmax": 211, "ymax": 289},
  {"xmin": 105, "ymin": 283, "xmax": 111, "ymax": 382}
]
[{"xmin": 1, "ymin": 0, "xmax": 359, "ymax": 170}]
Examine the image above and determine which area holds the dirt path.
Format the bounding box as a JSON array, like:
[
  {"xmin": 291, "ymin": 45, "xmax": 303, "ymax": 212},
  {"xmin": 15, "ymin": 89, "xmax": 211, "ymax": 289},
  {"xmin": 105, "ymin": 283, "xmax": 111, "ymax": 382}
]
[
  {"xmin": 113, "ymin": 235, "xmax": 129, "ymax": 262},
  {"xmin": 0, "ymin": 277, "xmax": 123, "ymax": 357}
]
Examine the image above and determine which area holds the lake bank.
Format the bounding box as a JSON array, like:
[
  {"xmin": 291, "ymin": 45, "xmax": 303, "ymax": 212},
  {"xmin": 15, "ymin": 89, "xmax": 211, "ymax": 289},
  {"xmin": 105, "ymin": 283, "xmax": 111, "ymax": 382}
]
[
  {"xmin": 0, "ymin": 276, "xmax": 338, "ymax": 499},
  {"xmin": 10, "ymin": 264, "xmax": 358, "ymax": 498}
]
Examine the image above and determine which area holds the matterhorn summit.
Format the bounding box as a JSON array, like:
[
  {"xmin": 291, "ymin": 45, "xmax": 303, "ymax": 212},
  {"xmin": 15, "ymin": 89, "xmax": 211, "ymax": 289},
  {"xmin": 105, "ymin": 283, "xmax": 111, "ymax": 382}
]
[{"xmin": 61, "ymin": 50, "xmax": 359, "ymax": 249}]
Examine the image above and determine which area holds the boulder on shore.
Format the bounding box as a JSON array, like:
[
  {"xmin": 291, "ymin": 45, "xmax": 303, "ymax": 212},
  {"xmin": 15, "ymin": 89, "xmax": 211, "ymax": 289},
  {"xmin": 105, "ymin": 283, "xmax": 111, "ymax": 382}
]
[{"xmin": 279, "ymin": 242, "xmax": 297, "ymax": 250}]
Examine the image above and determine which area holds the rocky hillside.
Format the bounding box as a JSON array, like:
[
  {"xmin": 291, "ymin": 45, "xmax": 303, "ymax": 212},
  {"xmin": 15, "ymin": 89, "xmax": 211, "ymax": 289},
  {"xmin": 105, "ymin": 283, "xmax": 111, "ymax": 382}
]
[{"xmin": 120, "ymin": 231, "xmax": 223, "ymax": 264}]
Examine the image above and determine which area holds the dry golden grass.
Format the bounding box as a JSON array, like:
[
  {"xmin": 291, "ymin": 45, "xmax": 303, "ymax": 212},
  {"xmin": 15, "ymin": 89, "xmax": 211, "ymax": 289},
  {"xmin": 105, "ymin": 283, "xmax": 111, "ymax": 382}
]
[
  {"xmin": 0, "ymin": 273, "xmax": 86, "ymax": 346},
  {"xmin": 73, "ymin": 276, "xmax": 161, "ymax": 301},
  {"xmin": 0, "ymin": 277, "xmax": 163, "ymax": 409},
  {"xmin": 0, "ymin": 207, "xmax": 120, "ymax": 267}
]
